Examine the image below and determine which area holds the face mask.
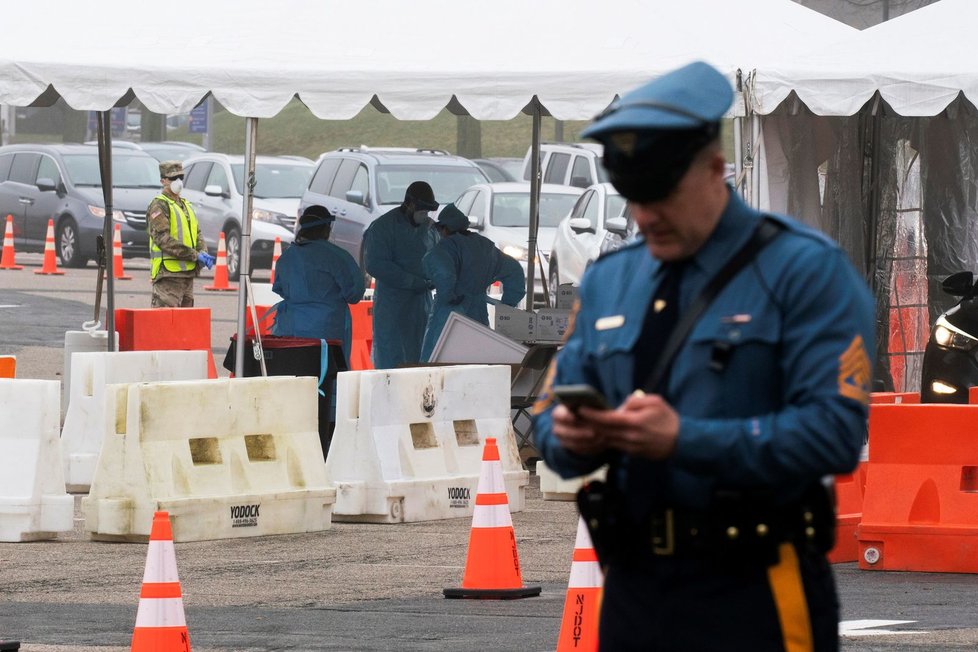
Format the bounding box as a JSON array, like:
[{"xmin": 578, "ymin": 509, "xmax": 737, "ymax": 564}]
[
  {"xmin": 169, "ymin": 179, "xmax": 183, "ymax": 195},
  {"xmin": 413, "ymin": 210, "xmax": 429, "ymax": 225}
]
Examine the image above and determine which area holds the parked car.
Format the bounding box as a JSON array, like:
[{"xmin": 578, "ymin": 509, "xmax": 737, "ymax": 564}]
[
  {"xmin": 452, "ymin": 181, "xmax": 584, "ymax": 297},
  {"xmin": 474, "ymin": 157, "xmax": 523, "ymax": 183},
  {"xmin": 549, "ymin": 183, "xmax": 628, "ymax": 288},
  {"xmin": 85, "ymin": 140, "xmax": 206, "ymax": 162},
  {"xmin": 0, "ymin": 143, "xmax": 159, "ymax": 267},
  {"xmin": 298, "ymin": 147, "xmax": 489, "ymax": 269},
  {"xmin": 921, "ymin": 271, "xmax": 978, "ymax": 403},
  {"xmin": 182, "ymin": 154, "xmax": 313, "ymax": 280},
  {"xmin": 521, "ymin": 142, "xmax": 608, "ymax": 189}
]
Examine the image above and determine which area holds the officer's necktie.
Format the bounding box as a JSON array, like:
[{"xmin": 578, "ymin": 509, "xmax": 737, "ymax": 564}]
[{"xmin": 632, "ymin": 261, "xmax": 686, "ymax": 392}]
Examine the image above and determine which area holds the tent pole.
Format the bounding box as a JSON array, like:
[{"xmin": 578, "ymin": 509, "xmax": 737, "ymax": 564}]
[
  {"xmin": 234, "ymin": 117, "xmax": 258, "ymax": 377},
  {"xmin": 97, "ymin": 111, "xmax": 116, "ymax": 351},
  {"xmin": 527, "ymin": 103, "xmax": 542, "ymax": 308}
]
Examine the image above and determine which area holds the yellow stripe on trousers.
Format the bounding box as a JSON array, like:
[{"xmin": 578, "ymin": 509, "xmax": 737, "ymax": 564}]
[{"xmin": 766, "ymin": 542, "xmax": 814, "ymax": 652}]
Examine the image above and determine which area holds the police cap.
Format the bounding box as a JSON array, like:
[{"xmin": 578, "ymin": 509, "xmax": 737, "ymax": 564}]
[{"xmin": 581, "ymin": 61, "xmax": 733, "ymax": 203}]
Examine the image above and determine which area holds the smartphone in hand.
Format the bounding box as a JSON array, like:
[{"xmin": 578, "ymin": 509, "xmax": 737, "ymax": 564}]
[{"xmin": 553, "ymin": 384, "xmax": 609, "ymax": 413}]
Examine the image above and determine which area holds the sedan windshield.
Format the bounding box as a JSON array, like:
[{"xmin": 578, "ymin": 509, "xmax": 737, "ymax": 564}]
[
  {"xmin": 232, "ymin": 163, "xmax": 314, "ymax": 199},
  {"xmin": 376, "ymin": 165, "xmax": 488, "ymax": 205},
  {"xmin": 490, "ymin": 192, "xmax": 580, "ymax": 228},
  {"xmin": 62, "ymin": 154, "xmax": 161, "ymax": 188}
]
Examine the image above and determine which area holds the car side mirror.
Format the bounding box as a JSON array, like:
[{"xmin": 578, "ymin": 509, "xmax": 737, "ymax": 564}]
[
  {"xmin": 36, "ymin": 177, "xmax": 57, "ymax": 192},
  {"xmin": 605, "ymin": 216, "xmax": 628, "ymax": 236},
  {"xmin": 468, "ymin": 215, "xmax": 483, "ymax": 231},
  {"xmin": 568, "ymin": 217, "xmax": 594, "ymax": 234},
  {"xmin": 345, "ymin": 190, "xmax": 366, "ymax": 206},
  {"xmin": 204, "ymin": 184, "xmax": 227, "ymax": 198},
  {"xmin": 942, "ymin": 271, "xmax": 976, "ymax": 297}
]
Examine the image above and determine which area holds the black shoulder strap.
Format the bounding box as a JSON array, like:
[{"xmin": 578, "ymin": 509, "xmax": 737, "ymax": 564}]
[{"xmin": 643, "ymin": 217, "xmax": 784, "ymax": 394}]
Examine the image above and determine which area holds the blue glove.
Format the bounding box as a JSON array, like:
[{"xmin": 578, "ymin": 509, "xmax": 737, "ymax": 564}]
[{"xmin": 197, "ymin": 252, "xmax": 216, "ymax": 270}]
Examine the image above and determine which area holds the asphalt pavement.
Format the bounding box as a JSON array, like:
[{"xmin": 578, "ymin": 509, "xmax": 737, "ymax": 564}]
[{"xmin": 3, "ymin": 255, "xmax": 978, "ymax": 651}]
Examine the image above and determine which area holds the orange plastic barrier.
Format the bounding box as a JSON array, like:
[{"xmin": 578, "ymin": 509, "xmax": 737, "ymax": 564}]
[
  {"xmin": 827, "ymin": 462, "xmax": 868, "ymax": 564},
  {"xmin": 857, "ymin": 404, "xmax": 978, "ymax": 572},
  {"xmin": 115, "ymin": 308, "xmax": 217, "ymax": 378},
  {"xmin": 0, "ymin": 355, "xmax": 15, "ymax": 378},
  {"xmin": 349, "ymin": 301, "xmax": 373, "ymax": 370},
  {"xmin": 245, "ymin": 305, "xmax": 276, "ymax": 337},
  {"xmin": 870, "ymin": 392, "xmax": 920, "ymax": 404},
  {"xmin": 968, "ymin": 387, "xmax": 978, "ymax": 404}
]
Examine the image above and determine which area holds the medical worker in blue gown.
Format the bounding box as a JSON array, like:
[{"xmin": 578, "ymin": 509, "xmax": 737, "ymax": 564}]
[
  {"xmin": 271, "ymin": 205, "xmax": 365, "ymax": 360},
  {"xmin": 363, "ymin": 181, "xmax": 441, "ymax": 368},
  {"xmin": 420, "ymin": 203, "xmax": 526, "ymax": 361}
]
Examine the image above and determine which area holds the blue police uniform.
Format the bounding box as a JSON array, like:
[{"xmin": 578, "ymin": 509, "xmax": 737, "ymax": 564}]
[
  {"xmin": 363, "ymin": 206, "xmax": 439, "ymax": 369},
  {"xmin": 532, "ymin": 61, "xmax": 875, "ymax": 651},
  {"xmin": 419, "ymin": 205, "xmax": 526, "ymax": 361},
  {"xmin": 271, "ymin": 238, "xmax": 364, "ymax": 360}
]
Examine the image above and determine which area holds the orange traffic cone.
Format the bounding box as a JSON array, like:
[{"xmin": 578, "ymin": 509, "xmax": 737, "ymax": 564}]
[
  {"xmin": 0, "ymin": 355, "xmax": 15, "ymax": 379},
  {"xmin": 131, "ymin": 511, "xmax": 191, "ymax": 652},
  {"xmin": 444, "ymin": 437, "xmax": 541, "ymax": 599},
  {"xmin": 34, "ymin": 219, "xmax": 64, "ymax": 276},
  {"xmin": 556, "ymin": 517, "xmax": 603, "ymax": 651},
  {"xmin": 204, "ymin": 231, "xmax": 237, "ymax": 292},
  {"xmin": 269, "ymin": 236, "xmax": 281, "ymax": 285},
  {"xmin": 112, "ymin": 223, "xmax": 132, "ymax": 280},
  {"xmin": 0, "ymin": 215, "xmax": 22, "ymax": 270}
]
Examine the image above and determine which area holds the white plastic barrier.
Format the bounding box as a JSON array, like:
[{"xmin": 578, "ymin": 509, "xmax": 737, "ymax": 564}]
[
  {"xmin": 62, "ymin": 330, "xmax": 118, "ymax": 421},
  {"xmin": 537, "ymin": 460, "xmax": 607, "ymax": 501},
  {"xmin": 325, "ymin": 364, "xmax": 529, "ymax": 523},
  {"xmin": 61, "ymin": 350, "xmax": 209, "ymax": 493},
  {"xmin": 0, "ymin": 380, "xmax": 75, "ymax": 541},
  {"xmin": 83, "ymin": 376, "xmax": 336, "ymax": 542}
]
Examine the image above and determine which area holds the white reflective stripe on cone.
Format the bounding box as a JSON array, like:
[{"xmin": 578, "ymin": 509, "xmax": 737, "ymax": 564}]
[
  {"xmin": 134, "ymin": 598, "xmax": 188, "ymax": 627},
  {"xmin": 476, "ymin": 460, "xmax": 506, "ymax": 495},
  {"xmin": 569, "ymin": 561, "xmax": 603, "ymax": 588},
  {"xmin": 143, "ymin": 541, "xmax": 181, "ymax": 583},
  {"xmin": 471, "ymin": 504, "xmax": 513, "ymax": 528}
]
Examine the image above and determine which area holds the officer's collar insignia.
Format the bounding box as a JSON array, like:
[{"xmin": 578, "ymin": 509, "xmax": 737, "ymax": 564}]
[
  {"xmin": 595, "ymin": 315, "xmax": 625, "ymax": 331},
  {"xmin": 720, "ymin": 314, "xmax": 752, "ymax": 324},
  {"xmin": 838, "ymin": 334, "xmax": 871, "ymax": 405},
  {"xmin": 610, "ymin": 131, "xmax": 638, "ymax": 157}
]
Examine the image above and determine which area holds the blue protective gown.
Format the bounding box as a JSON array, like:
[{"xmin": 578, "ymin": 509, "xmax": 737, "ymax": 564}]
[
  {"xmin": 419, "ymin": 231, "xmax": 526, "ymax": 361},
  {"xmin": 533, "ymin": 189, "xmax": 875, "ymax": 513},
  {"xmin": 363, "ymin": 207, "xmax": 439, "ymax": 368},
  {"xmin": 271, "ymin": 238, "xmax": 365, "ymax": 359}
]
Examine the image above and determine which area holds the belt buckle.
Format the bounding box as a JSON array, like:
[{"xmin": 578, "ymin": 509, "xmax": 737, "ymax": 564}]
[{"xmin": 651, "ymin": 509, "xmax": 675, "ymax": 556}]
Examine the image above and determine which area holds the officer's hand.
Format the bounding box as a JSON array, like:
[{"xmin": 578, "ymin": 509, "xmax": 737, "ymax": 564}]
[
  {"xmin": 552, "ymin": 403, "xmax": 608, "ymax": 456},
  {"xmin": 197, "ymin": 252, "xmax": 216, "ymax": 270},
  {"xmin": 578, "ymin": 393, "xmax": 679, "ymax": 460}
]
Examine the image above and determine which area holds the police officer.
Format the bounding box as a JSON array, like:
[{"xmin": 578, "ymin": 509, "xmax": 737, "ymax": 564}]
[
  {"xmin": 533, "ymin": 61, "xmax": 874, "ymax": 651},
  {"xmin": 146, "ymin": 161, "xmax": 214, "ymax": 307},
  {"xmin": 419, "ymin": 203, "xmax": 525, "ymax": 361},
  {"xmin": 363, "ymin": 181, "xmax": 440, "ymax": 368}
]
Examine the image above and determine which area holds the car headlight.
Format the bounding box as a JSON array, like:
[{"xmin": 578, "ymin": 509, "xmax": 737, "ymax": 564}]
[
  {"xmin": 89, "ymin": 205, "xmax": 126, "ymax": 223},
  {"xmin": 502, "ymin": 244, "xmax": 528, "ymax": 261},
  {"xmin": 252, "ymin": 208, "xmax": 285, "ymax": 224},
  {"xmin": 932, "ymin": 315, "xmax": 978, "ymax": 351}
]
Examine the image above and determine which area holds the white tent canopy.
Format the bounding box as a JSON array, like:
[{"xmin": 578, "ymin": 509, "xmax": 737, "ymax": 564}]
[
  {"xmin": 753, "ymin": 0, "xmax": 975, "ymax": 116},
  {"xmin": 1, "ymin": 0, "xmax": 853, "ymax": 120}
]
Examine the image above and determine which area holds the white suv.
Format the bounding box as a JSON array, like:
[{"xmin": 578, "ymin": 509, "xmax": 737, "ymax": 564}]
[{"xmin": 521, "ymin": 142, "xmax": 608, "ymax": 189}]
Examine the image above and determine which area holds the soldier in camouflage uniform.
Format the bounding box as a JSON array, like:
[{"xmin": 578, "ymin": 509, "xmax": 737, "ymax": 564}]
[{"xmin": 146, "ymin": 161, "xmax": 213, "ymax": 307}]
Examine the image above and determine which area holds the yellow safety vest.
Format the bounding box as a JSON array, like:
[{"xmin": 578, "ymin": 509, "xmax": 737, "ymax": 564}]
[{"xmin": 150, "ymin": 194, "xmax": 200, "ymax": 279}]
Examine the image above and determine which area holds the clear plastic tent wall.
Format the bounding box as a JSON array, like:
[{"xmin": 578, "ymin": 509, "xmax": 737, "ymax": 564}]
[{"xmin": 749, "ymin": 0, "xmax": 978, "ymax": 393}]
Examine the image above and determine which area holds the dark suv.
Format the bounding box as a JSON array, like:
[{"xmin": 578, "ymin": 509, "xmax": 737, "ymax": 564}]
[
  {"xmin": 298, "ymin": 147, "xmax": 489, "ymax": 267},
  {"xmin": 0, "ymin": 144, "xmax": 158, "ymax": 267}
]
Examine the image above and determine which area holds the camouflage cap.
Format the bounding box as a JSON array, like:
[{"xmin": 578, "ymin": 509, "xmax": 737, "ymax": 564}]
[{"xmin": 159, "ymin": 160, "xmax": 184, "ymax": 178}]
